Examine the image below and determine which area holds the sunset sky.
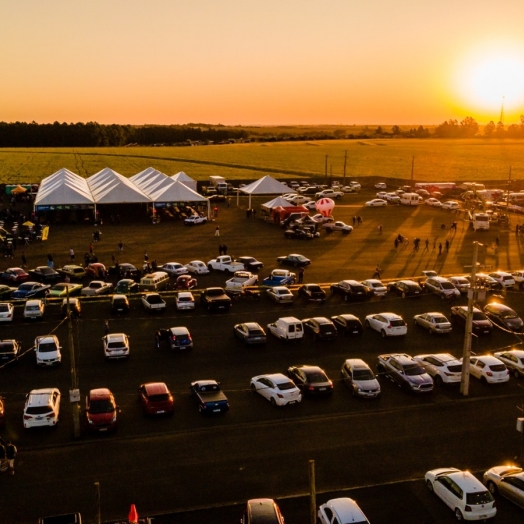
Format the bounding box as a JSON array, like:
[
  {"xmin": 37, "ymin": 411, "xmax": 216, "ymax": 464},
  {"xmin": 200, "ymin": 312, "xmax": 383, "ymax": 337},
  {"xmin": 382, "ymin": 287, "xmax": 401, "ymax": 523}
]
[{"xmin": 2, "ymin": 0, "xmax": 524, "ymax": 126}]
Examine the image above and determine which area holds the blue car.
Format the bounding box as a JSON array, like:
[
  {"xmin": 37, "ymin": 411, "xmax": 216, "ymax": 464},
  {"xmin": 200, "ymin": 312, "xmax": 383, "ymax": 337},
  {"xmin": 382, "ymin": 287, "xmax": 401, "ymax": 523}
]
[
  {"xmin": 11, "ymin": 282, "xmax": 50, "ymax": 300},
  {"xmin": 262, "ymin": 269, "xmax": 296, "ymax": 287}
]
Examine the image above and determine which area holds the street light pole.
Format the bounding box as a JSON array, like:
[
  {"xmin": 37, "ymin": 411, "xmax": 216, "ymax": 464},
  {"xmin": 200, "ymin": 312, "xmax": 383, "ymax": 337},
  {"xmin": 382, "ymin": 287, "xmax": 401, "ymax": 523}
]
[
  {"xmin": 460, "ymin": 241, "xmax": 482, "ymax": 397},
  {"xmin": 66, "ymin": 286, "xmax": 81, "ymax": 437}
]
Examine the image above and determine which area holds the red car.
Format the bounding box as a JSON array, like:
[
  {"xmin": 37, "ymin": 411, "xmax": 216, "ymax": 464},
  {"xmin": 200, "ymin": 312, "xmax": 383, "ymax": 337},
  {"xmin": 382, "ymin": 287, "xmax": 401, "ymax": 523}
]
[
  {"xmin": 138, "ymin": 382, "xmax": 174, "ymax": 416},
  {"xmin": 1, "ymin": 267, "xmax": 29, "ymax": 283},
  {"xmin": 85, "ymin": 388, "xmax": 118, "ymax": 433},
  {"xmin": 176, "ymin": 274, "xmax": 197, "ymax": 290}
]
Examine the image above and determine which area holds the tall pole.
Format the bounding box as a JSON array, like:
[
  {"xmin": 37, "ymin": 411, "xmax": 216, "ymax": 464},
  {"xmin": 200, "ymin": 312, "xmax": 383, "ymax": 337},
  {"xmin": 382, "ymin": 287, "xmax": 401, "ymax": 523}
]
[
  {"xmin": 324, "ymin": 155, "xmax": 328, "ymax": 181},
  {"xmin": 411, "ymin": 155, "xmax": 415, "ymax": 183},
  {"xmin": 343, "ymin": 150, "xmax": 347, "ymax": 184},
  {"xmin": 67, "ymin": 286, "xmax": 81, "ymax": 438},
  {"xmin": 460, "ymin": 242, "xmax": 481, "ymax": 396},
  {"xmin": 309, "ymin": 460, "xmax": 316, "ymax": 524},
  {"xmin": 94, "ymin": 481, "xmax": 101, "ymax": 524}
]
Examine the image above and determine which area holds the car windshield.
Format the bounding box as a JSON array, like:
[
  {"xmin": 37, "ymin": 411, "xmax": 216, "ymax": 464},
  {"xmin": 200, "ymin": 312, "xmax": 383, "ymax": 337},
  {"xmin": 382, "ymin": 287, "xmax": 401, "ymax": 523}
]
[
  {"xmin": 489, "ymin": 364, "xmax": 506, "ymax": 372},
  {"xmin": 434, "ymin": 317, "xmax": 448, "ymax": 324},
  {"xmin": 353, "ymin": 369, "xmax": 375, "ymax": 380},
  {"xmin": 0, "ymin": 342, "xmax": 14, "ymax": 350},
  {"xmin": 277, "ymin": 381, "xmax": 296, "ymax": 391},
  {"xmin": 307, "ymin": 371, "xmax": 327, "ymax": 383},
  {"xmin": 466, "ymin": 491, "xmax": 493, "ymax": 505},
  {"xmin": 89, "ymin": 400, "xmax": 115, "ymax": 414},
  {"xmin": 18, "ymin": 284, "xmax": 32, "ymax": 291},
  {"xmin": 441, "ymin": 282, "xmax": 455, "ymax": 289},
  {"xmin": 308, "ymin": 285, "xmax": 321, "ymax": 292},
  {"xmin": 390, "ymin": 319, "xmax": 405, "ymax": 327},
  {"xmin": 0, "ymin": 304, "xmax": 10, "ymax": 312},
  {"xmin": 404, "ymin": 364, "xmax": 425, "ymax": 376},
  {"xmin": 147, "ymin": 394, "xmax": 170, "ymax": 403},
  {"xmin": 472, "ymin": 312, "xmax": 487, "ymax": 321},
  {"xmin": 38, "ymin": 342, "xmax": 57, "ymax": 352},
  {"xmin": 107, "ymin": 341, "xmax": 125, "ymax": 349}
]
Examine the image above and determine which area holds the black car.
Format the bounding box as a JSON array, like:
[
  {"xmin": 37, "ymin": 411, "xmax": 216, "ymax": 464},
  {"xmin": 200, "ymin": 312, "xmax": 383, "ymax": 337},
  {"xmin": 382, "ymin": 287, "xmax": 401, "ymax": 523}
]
[
  {"xmin": 11, "ymin": 282, "xmax": 50, "ymax": 300},
  {"xmin": 284, "ymin": 228, "xmax": 314, "ymax": 240},
  {"xmin": 28, "ymin": 266, "xmax": 61, "ymax": 283},
  {"xmin": 110, "ymin": 263, "xmax": 139, "ymax": 278},
  {"xmin": 450, "ymin": 305, "xmax": 493, "ymax": 335},
  {"xmin": 277, "ymin": 254, "xmax": 311, "ymax": 267},
  {"xmin": 483, "ymin": 303, "xmax": 523, "ymax": 332},
  {"xmin": 111, "ymin": 295, "xmax": 130, "ymax": 314},
  {"xmin": 298, "ymin": 284, "xmax": 326, "ymax": 302},
  {"xmin": 236, "ymin": 256, "xmax": 264, "ymax": 272},
  {"xmin": 287, "ymin": 365, "xmax": 333, "ymax": 395},
  {"xmin": 0, "ymin": 285, "xmax": 16, "ymax": 299},
  {"xmin": 331, "ymin": 314, "xmax": 363, "ymax": 335},
  {"xmin": 330, "ymin": 280, "xmax": 369, "ymax": 301},
  {"xmin": 233, "ymin": 322, "xmax": 267, "ymax": 345},
  {"xmin": 302, "ymin": 317, "xmax": 338, "ymax": 341},
  {"xmin": 388, "ymin": 279, "xmax": 423, "ymax": 297},
  {"xmin": 0, "ymin": 339, "xmax": 21, "ymax": 364}
]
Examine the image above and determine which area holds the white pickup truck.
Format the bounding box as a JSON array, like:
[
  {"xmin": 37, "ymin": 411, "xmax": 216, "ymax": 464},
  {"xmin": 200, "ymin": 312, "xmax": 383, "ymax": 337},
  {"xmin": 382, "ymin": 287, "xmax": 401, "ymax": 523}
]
[
  {"xmin": 225, "ymin": 271, "xmax": 258, "ymax": 291},
  {"xmin": 207, "ymin": 256, "xmax": 245, "ymax": 273},
  {"xmin": 315, "ymin": 189, "xmax": 344, "ymax": 200}
]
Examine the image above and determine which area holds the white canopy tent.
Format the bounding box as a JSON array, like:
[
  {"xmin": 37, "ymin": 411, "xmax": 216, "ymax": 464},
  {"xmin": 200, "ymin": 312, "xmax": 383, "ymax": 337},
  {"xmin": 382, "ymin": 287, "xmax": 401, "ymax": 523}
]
[
  {"xmin": 171, "ymin": 171, "xmax": 197, "ymax": 192},
  {"xmin": 34, "ymin": 168, "xmax": 95, "ymax": 209},
  {"xmin": 239, "ymin": 175, "xmax": 292, "ymax": 207},
  {"xmin": 150, "ymin": 181, "xmax": 210, "ymax": 217},
  {"xmin": 261, "ymin": 196, "xmax": 294, "ymax": 210},
  {"xmin": 130, "ymin": 168, "xmax": 171, "ymax": 195}
]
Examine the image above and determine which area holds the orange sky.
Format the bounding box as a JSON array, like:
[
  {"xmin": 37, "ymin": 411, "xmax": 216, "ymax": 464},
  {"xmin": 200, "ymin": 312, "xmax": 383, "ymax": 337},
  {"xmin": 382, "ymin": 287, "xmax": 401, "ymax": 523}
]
[{"xmin": 2, "ymin": 1, "xmax": 524, "ymax": 125}]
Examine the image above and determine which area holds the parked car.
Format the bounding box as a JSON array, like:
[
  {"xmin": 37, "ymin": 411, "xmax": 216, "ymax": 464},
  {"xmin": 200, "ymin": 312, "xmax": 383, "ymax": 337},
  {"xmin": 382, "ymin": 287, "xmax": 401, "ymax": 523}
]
[
  {"xmin": 23, "ymin": 388, "xmax": 61, "ymax": 428},
  {"xmin": 287, "ymin": 365, "xmax": 334, "ymax": 396},
  {"xmin": 1, "ymin": 267, "xmax": 29, "ymax": 283},
  {"xmin": 365, "ymin": 198, "xmax": 387, "ymax": 207},
  {"xmin": 318, "ymin": 498, "xmax": 370, "ymax": 524},
  {"xmin": 468, "ymin": 355, "xmax": 510, "ymax": 384},
  {"xmin": 185, "ymin": 260, "xmax": 210, "ymax": 274},
  {"xmin": 0, "ymin": 284, "xmax": 16, "ymax": 299},
  {"xmin": 175, "ymin": 291, "xmax": 195, "ymax": 310},
  {"xmin": 81, "ymin": 281, "xmax": 113, "ymax": 296},
  {"xmin": 488, "ymin": 271, "xmax": 515, "ymax": 288},
  {"xmin": 441, "ymin": 200, "xmax": 460, "ymax": 210},
  {"xmin": 424, "ymin": 276, "xmax": 460, "ymax": 299},
  {"xmin": 425, "ymin": 468, "xmax": 496, "ymax": 521},
  {"xmin": 330, "ymin": 280, "xmax": 370, "ymax": 301},
  {"xmin": 361, "ymin": 278, "xmax": 387, "ymax": 297},
  {"xmin": 483, "ymin": 465, "xmax": 524, "ymax": 509},
  {"xmin": 61, "ymin": 297, "xmax": 81, "ymax": 318},
  {"xmin": 102, "ymin": 333, "xmax": 130, "ymax": 359},
  {"xmin": 28, "ymin": 266, "xmax": 61, "ymax": 283},
  {"xmin": 34, "ymin": 335, "xmax": 61, "ymax": 366},
  {"xmin": 377, "ymin": 353, "xmax": 434, "ymax": 393},
  {"xmin": 467, "ymin": 272, "xmax": 502, "ymax": 291},
  {"xmin": 250, "ymin": 374, "xmax": 302, "ymax": 407},
  {"xmin": 450, "ymin": 305, "xmax": 493, "ymax": 335},
  {"xmin": 24, "ymin": 299, "xmax": 45, "ymax": 320},
  {"xmin": 511, "ymin": 270, "xmax": 524, "ymax": 289},
  {"xmin": 413, "ymin": 312, "xmax": 452, "ymax": 334},
  {"xmin": 388, "ymin": 279, "xmax": 423, "ymax": 297},
  {"xmin": 159, "ymin": 262, "xmax": 188, "ymax": 276},
  {"xmin": 413, "ymin": 353, "xmax": 462, "ymax": 385},
  {"xmin": 375, "ymin": 182, "xmax": 387, "ymax": 189},
  {"xmin": 57, "ymin": 264, "xmax": 86, "ymax": 280},
  {"xmin": 114, "ymin": 279, "xmax": 139, "ymax": 295},
  {"xmin": 138, "ymin": 382, "xmax": 174, "ymax": 416},
  {"xmin": 49, "ymin": 282, "xmax": 83, "ymax": 297},
  {"xmin": 298, "ymin": 283, "xmax": 326, "ymax": 302},
  {"xmin": 11, "ymin": 282, "xmax": 50, "ymax": 299},
  {"xmin": 0, "ymin": 302, "xmax": 14, "ymax": 322},
  {"xmin": 111, "ymin": 294, "xmax": 130, "ymax": 314},
  {"xmin": 0, "ymin": 339, "xmax": 21, "ymax": 364},
  {"xmin": 449, "ymin": 276, "xmax": 471, "ymax": 294},
  {"xmin": 276, "ymin": 254, "xmax": 311, "ymax": 267},
  {"xmin": 331, "ymin": 314, "xmax": 363, "ymax": 335},
  {"xmin": 267, "ymin": 286, "xmax": 294, "ymax": 304},
  {"xmin": 365, "ymin": 313, "xmax": 407, "ymax": 337},
  {"xmin": 190, "ymin": 380, "xmax": 229, "ymax": 414},
  {"xmin": 302, "ymin": 317, "xmax": 338, "ymax": 341},
  {"xmin": 263, "ymin": 269, "xmax": 296, "ymax": 286},
  {"xmin": 85, "ymin": 388, "xmax": 118, "ymax": 433},
  {"xmin": 284, "ymin": 227, "xmax": 316, "ymax": 240},
  {"xmin": 341, "ymin": 359, "xmax": 381, "ymax": 398},
  {"xmin": 200, "ymin": 287, "xmax": 232, "ymax": 311},
  {"xmin": 184, "ymin": 214, "xmax": 208, "ymax": 225},
  {"xmin": 426, "ymin": 197, "xmax": 442, "ymax": 206},
  {"xmin": 483, "ymin": 302, "xmax": 523, "ymax": 331},
  {"xmin": 233, "ymin": 322, "xmax": 267, "ymax": 345},
  {"xmin": 141, "ymin": 292, "xmax": 166, "ymax": 313},
  {"xmin": 155, "ymin": 326, "xmax": 193, "ymax": 350},
  {"xmin": 241, "ymin": 498, "xmax": 285, "ymax": 524},
  {"xmin": 84, "ymin": 263, "xmax": 107, "ymax": 279},
  {"xmin": 111, "ymin": 262, "xmax": 138, "ymax": 279},
  {"xmin": 323, "ymin": 221, "xmax": 353, "ymax": 234},
  {"xmin": 494, "ymin": 349, "xmax": 524, "ymax": 378},
  {"xmin": 235, "ymin": 256, "xmax": 264, "ymax": 272},
  {"xmin": 175, "ymin": 274, "xmax": 197, "ymax": 290}
]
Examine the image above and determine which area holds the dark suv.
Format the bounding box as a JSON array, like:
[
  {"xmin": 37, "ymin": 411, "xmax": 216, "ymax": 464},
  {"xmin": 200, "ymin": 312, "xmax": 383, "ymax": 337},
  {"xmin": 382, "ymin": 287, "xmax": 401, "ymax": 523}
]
[
  {"xmin": 388, "ymin": 280, "xmax": 422, "ymax": 297},
  {"xmin": 450, "ymin": 306, "xmax": 493, "ymax": 335},
  {"xmin": 377, "ymin": 353, "xmax": 434, "ymax": 393}
]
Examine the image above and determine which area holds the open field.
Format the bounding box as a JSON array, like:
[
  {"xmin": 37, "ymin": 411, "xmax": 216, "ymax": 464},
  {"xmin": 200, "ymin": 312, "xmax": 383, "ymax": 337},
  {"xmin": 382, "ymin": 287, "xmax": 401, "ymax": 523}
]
[{"xmin": 1, "ymin": 139, "xmax": 524, "ymax": 184}]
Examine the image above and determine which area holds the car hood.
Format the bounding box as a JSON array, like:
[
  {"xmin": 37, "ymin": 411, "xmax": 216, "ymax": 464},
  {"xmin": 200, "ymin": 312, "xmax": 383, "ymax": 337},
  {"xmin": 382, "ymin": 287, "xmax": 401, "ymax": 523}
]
[
  {"xmin": 353, "ymin": 378, "xmax": 380, "ymax": 390},
  {"xmin": 406, "ymin": 374, "xmax": 433, "ymax": 386}
]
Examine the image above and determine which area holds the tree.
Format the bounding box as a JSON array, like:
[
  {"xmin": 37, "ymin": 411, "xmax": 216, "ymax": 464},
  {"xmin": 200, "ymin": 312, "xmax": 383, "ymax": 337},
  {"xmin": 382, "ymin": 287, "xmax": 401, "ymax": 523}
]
[
  {"xmin": 460, "ymin": 117, "xmax": 479, "ymax": 137},
  {"xmin": 483, "ymin": 121, "xmax": 496, "ymax": 138}
]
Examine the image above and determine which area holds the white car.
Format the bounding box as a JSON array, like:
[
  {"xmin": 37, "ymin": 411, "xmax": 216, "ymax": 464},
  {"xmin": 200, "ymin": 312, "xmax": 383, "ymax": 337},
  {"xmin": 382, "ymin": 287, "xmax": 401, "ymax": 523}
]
[
  {"xmin": 375, "ymin": 182, "xmax": 387, "ymax": 189},
  {"xmin": 24, "ymin": 299, "xmax": 45, "ymax": 320},
  {"xmin": 468, "ymin": 355, "xmax": 509, "ymax": 384},
  {"xmin": 483, "ymin": 465, "xmax": 524, "ymax": 509},
  {"xmin": 303, "ymin": 200, "xmax": 317, "ymax": 211},
  {"xmin": 413, "ymin": 353, "xmax": 462, "ymax": 385},
  {"xmin": 250, "ymin": 373, "xmax": 302, "ymax": 406},
  {"xmin": 184, "ymin": 214, "xmax": 208, "ymax": 225},
  {"xmin": 449, "ymin": 276, "xmax": 471, "ymax": 293},
  {"xmin": 311, "ymin": 213, "xmax": 334, "ymax": 224},
  {"xmin": 81, "ymin": 280, "xmax": 113, "ymax": 296},
  {"xmin": 267, "ymin": 286, "xmax": 294, "ymax": 304},
  {"xmin": 0, "ymin": 302, "xmax": 14, "ymax": 322},
  {"xmin": 426, "ymin": 468, "xmax": 496, "ymax": 521},
  {"xmin": 425, "ymin": 197, "xmax": 442, "ymax": 207},
  {"xmin": 365, "ymin": 198, "xmax": 387, "ymax": 207},
  {"xmin": 141, "ymin": 292, "xmax": 167, "ymax": 312},
  {"xmin": 365, "ymin": 312, "xmax": 407, "ymax": 337},
  {"xmin": 488, "ymin": 271, "xmax": 515, "ymax": 288},
  {"xmin": 185, "ymin": 260, "xmax": 210, "ymax": 275},
  {"xmin": 35, "ymin": 335, "xmax": 62, "ymax": 366},
  {"xmin": 160, "ymin": 262, "xmax": 188, "ymax": 276},
  {"xmin": 284, "ymin": 194, "xmax": 311, "ymax": 206},
  {"xmin": 361, "ymin": 279, "xmax": 387, "ymax": 296},
  {"xmin": 510, "ymin": 269, "xmax": 524, "ymax": 289},
  {"xmin": 386, "ymin": 192, "xmax": 402, "ymax": 204},
  {"xmin": 102, "ymin": 333, "xmax": 130, "ymax": 359},
  {"xmin": 441, "ymin": 200, "xmax": 460, "ymax": 210},
  {"xmin": 323, "ymin": 221, "xmax": 353, "ymax": 234},
  {"xmin": 376, "ymin": 191, "xmax": 387, "ymax": 199},
  {"xmin": 493, "ymin": 349, "xmax": 524, "ymax": 378},
  {"xmin": 413, "ymin": 312, "xmax": 452, "ymax": 334},
  {"xmin": 318, "ymin": 498, "xmax": 370, "ymax": 524},
  {"xmin": 340, "ymin": 359, "xmax": 381, "ymax": 398},
  {"xmin": 23, "ymin": 388, "xmax": 61, "ymax": 428},
  {"xmin": 175, "ymin": 291, "xmax": 195, "ymax": 310}
]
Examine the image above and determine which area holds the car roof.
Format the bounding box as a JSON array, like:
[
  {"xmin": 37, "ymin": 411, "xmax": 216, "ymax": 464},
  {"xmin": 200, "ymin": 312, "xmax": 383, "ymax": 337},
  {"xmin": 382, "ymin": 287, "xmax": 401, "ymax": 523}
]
[
  {"xmin": 344, "ymin": 358, "xmax": 370, "ymax": 369},
  {"xmin": 308, "ymin": 317, "xmax": 332, "ymax": 324},
  {"xmin": 170, "ymin": 326, "xmax": 189, "ymax": 335},
  {"xmin": 446, "ymin": 470, "xmax": 487, "ymax": 490},
  {"xmin": 143, "ymin": 382, "xmax": 169, "ymax": 395},
  {"xmin": 374, "ymin": 312, "xmax": 402, "ymax": 319},
  {"xmin": 27, "ymin": 388, "xmax": 59, "ymax": 405},
  {"xmin": 26, "ymin": 299, "xmax": 42, "ymax": 306},
  {"xmin": 112, "ymin": 294, "xmax": 128, "ymax": 300},
  {"xmin": 321, "ymin": 498, "xmax": 368, "ymax": 522},
  {"xmin": 474, "ymin": 355, "xmax": 503, "ymax": 364},
  {"xmin": 177, "ymin": 292, "xmax": 193, "ymax": 298},
  {"xmin": 416, "ymin": 353, "xmax": 460, "ymax": 364},
  {"xmin": 89, "ymin": 388, "xmax": 112, "ymax": 400},
  {"xmin": 496, "ymin": 349, "xmax": 524, "ymax": 357},
  {"xmin": 243, "ymin": 322, "xmax": 262, "ymax": 329},
  {"xmin": 106, "ymin": 333, "xmax": 127, "ymax": 341}
]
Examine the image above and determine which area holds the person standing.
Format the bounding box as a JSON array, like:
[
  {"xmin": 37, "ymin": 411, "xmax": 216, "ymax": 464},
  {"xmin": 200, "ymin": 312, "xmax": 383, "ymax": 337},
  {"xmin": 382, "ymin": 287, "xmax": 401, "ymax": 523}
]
[
  {"xmin": 373, "ymin": 265, "xmax": 381, "ymax": 279},
  {"xmin": 424, "ymin": 239, "xmax": 429, "ymax": 251},
  {"xmin": 445, "ymin": 239, "xmax": 450, "ymax": 253},
  {"xmin": 6, "ymin": 441, "xmax": 17, "ymax": 475},
  {"xmin": 215, "ymin": 226, "xmax": 220, "ymax": 237},
  {"xmin": 298, "ymin": 267, "xmax": 304, "ymax": 283},
  {"xmin": 118, "ymin": 240, "xmax": 123, "ymax": 253},
  {"xmin": 223, "ymin": 244, "xmax": 228, "ymax": 255},
  {"xmin": 69, "ymin": 247, "xmax": 75, "ymax": 262},
  {"xmin": 438, "ymin": 243, "xmax": 442, "ymax": 255},
  {"xmin": 104, "ymin": 320, "xmax": 110, "ymax": 335},
  {"xmin": 21, "ymin": 251, "xmax": 27, "ymax": 268},
  {"xmin": 144, "ymin": 250, "xmax": 149, "ymax": 262}
]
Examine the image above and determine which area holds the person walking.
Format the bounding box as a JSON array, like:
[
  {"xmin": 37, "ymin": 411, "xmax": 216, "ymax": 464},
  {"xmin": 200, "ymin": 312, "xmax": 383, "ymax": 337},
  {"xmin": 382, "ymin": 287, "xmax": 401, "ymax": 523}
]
[
  {"xmin": 445, "ymin": 239, "xmax": 450, "ymax": 253},
  {"xmin": 118, "ymin": 240, "xmax": 123, "ymax": 253},
  {"xmin": 21, "ymin": 251, "xmax": 27, "ymax": 268},
  {"xmin": 223, "ymin": 244, "xmax": 228, "ymax": 255},
  {"xmin": 373, "ymin": 265, "xmax": 381, "ymax": 279},
  {"xmin": 6, "ymin": 441, "xmax": 17, "ymax": 475},
  {"xmin": 438, "ymin": 243, "xmax": 442, "ymax": 255},
  {"xmin": 104, "ymin": 320, "xmax": 110, "ymax": 335},
  {"xmin": 424, "ymin": 239, "xmax": 429, "ymax": 251},
  {"xmin": 378, "ymin": 224, "xmax": 383, "ymax": 234},
  {"xmin": 215, "ymin": 225, "xmax": 220, "ymax": 237},
  {"xmin": 144, "ymin": 250, "xmax": 149, "ymax": 262},
  {"xmin": 69, "ymin": 247, "xmax": 75, "ymax": 262},
  {"xmin": 298, "ymin": 267, "xmax": 304, "ymax": 283}
]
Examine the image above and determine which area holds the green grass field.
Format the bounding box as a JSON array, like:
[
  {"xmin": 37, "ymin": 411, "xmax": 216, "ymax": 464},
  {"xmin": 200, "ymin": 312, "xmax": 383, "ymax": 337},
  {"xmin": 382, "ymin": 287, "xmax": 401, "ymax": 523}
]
[{"xmin": 0, "ymin": 138, "xmax": 523, "ymax": 184}]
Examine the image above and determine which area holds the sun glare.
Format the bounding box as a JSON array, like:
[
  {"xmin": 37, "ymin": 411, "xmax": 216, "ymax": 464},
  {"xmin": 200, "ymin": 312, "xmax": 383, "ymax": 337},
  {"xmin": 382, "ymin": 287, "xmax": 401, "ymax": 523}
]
[{"xmin": 453, "ymin": 44, "xmax": 524, "ymax": 121}]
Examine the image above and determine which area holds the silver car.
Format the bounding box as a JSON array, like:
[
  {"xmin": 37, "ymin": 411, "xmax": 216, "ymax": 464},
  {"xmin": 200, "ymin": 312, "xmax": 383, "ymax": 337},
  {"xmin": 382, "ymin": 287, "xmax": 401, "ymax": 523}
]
[
  {"xmin": 413, "ymin": 312, "xmax": 452, "ymax": 334},
  {"xmin": 483, "ymin": 465, "xmax": 524, "ymax": 509},
  {"xmin": 267, "ymin": 286, "xmax": 294, "ymax": 304},
  {"xmin": 341, "ymin": 359, "xmax": 381, "ymax": 398}
]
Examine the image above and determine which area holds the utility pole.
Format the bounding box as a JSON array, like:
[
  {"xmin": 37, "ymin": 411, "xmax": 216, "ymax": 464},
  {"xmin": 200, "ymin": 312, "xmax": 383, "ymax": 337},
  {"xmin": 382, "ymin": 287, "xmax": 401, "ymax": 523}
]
[
  {"xmin": 94, "ymin": 482, "xmax": 101, "ymax": 524},
  {"xmin": 309, "ymin": 460, "xmax": 316, "ymax": 524},
  {"xmin": 324, "ymin": 155, "xmax": 328, "ymax": 181},
  {"xmin": 460, "ymin": 242, "xmax": 484, "ymax": 396},
  {"xmin": 343, "ymin": 150, "xmax": 347, "ymax": 184},
  {"xmin": 411, "ymin": 155, "xmax": 415, "ymax": 182},
  {"xmin": 67, "ymin": 286, "xmax": 81, "ymax": 438}
]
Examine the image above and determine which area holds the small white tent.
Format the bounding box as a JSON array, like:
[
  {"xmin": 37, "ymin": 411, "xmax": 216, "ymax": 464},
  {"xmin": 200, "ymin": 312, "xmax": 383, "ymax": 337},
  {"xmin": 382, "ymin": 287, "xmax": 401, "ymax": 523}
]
[
  {"xmin": 261, "ymin": 196, "xmax": 294, "ymax": 210},
  {"xmin": 171, "ymin": 171, "xmax": 197, "ymax": 192},
  {"xmin": 240, "ymin": 175, "xmax": 292, "ymax": 207}
]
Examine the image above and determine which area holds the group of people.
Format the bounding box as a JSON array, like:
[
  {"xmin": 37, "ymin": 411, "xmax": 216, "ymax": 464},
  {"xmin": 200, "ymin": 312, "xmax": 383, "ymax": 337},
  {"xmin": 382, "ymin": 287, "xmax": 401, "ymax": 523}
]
[
  {"xmin": 0, "ymin": 437, "xmax": 17, "ymax": 476},
  {"xmin": 218, "ymin": 244, "xmax": 228, "ymax": 255}
]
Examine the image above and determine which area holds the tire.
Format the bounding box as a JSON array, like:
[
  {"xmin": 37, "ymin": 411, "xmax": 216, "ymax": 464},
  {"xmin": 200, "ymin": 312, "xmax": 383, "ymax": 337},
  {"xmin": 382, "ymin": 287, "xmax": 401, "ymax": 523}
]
[
  {"xmin": 270, "ymin": 397, "xmax": 277, "ymax": 406},
  {"xmin": 434, "ymin": 375, "xmax": 443, "ymax": 387},
  {"xmin": 426, "ymin": 479, "xmax": 433, "ymax": 492},
  {"xmin": 514, "ymin": 369, "xmax": 520, "ymax": 379},
  {"xmin": 481, "ymin": 376, "xmax": 487, "ymax": 384},
  {"xmin": 250, "ymin": 384, "xmax": 256, "ymax": 394},
  {"xmin": 365, "ymin": 319, "xmax": 370, "ymax": 328},
  {"xmin": 487, "ymin": 481, "xmax": 497, "ymax": 495},
  {"xmin": 428, "ymin": 327, "xmax": 433, "ymax": 335},
  {"xmin": 381, "ymin": 329, "xmax": 387, "ymax": 338},
  {"xmin": 454, "ymin": 508, "xmax": 463, "ymax": 521},
  {"xmin": 402, "ymin": 291, "xmax": 406, "ymax": 299}
]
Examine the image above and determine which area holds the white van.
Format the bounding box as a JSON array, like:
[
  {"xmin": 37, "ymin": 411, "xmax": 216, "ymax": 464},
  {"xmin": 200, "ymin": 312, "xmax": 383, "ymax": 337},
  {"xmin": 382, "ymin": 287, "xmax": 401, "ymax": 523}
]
[
  {"xmin": 400, "ymin": 192, "xmax": 422, "ymax": 206},
  {"xmin": 139, "ymin": 271, "xmax": 169, "ymax": 292},
  {"xmin": 267, "ymin": 317, "xmax": 304, "ymax": 341}
]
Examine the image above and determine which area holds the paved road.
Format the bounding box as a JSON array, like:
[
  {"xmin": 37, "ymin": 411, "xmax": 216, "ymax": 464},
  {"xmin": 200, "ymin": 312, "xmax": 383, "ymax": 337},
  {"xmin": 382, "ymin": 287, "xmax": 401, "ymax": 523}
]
[{"xmin": 2, "ymin": 288, "xmax": 524, "ymax": 522}]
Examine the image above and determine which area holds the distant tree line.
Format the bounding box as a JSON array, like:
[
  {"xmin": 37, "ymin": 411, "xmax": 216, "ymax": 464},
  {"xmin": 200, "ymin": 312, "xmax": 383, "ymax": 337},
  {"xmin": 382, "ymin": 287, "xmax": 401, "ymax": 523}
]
[
  {"xmin": 0, "ymin": 121, "xmax": 248, "ymax": 147},
  {"xmin": 433, "ymin": 116, "xmax": 524, "ymax": 138}
]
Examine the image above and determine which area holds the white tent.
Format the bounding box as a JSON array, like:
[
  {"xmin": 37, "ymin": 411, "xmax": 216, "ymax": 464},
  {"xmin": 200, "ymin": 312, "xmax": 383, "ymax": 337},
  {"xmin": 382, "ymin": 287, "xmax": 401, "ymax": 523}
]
[
  {"xmin": 240, "ymin": 175, "xmax": 292, "ymax": 207},
  {"xmin": 152, "ymin": 181, "xmax": 210, "ymax": 217},
  {"xmin": 261, "ymin": 196, "xmax": 294, "ymax": 210},
  {"xmin": 130, "ymin": 168, "xmax": 170, "ymax": 194},
  {"xmin": 34, "ymin": 168, "xmax": 95, "ymax": 209},
  {"xmin": 171, "ymin": 171, "xmax": 197, "ymax": 192},
  {"xmin": 88, "ymin": 168, "xmax": 151, "ymax": 204}
]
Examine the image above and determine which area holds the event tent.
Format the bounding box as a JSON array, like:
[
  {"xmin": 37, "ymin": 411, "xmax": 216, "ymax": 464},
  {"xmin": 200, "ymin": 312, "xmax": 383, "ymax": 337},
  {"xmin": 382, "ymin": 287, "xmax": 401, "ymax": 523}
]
[
  {"xmin": 87, "ymin": 168, "xmax": 151, "ymax": 205},
  {"xmin": 261, "ymin": 196, "xmax": 294, "ymax": 210},
  {"xmin": 239, "ymin": 175, "xmax": 292, "ymax": 207},
  {"xmin": 171, "ymin": 171, "xmax": 197, "ymax": 192},
  {"xmin": 34, "ymin": 168, "xmax": 95, "ymax": 209}
]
